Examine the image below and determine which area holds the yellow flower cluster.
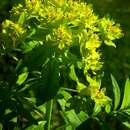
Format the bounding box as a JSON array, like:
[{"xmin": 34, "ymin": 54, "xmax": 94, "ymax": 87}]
[
  {"xmin": 79, "ymin": 32, "xmax": 102, "ymax": 75},
  {"xmin": 11, "ymin": 4, "xmax": 23, "ymax": 15},
  {"xmin": 76, "ymin": 79, "xmax": 111, "ymax": 106},
  {"xmin": 99, "ymin": 18, "xmax": 123, "ymax": 47},
  {"xmin": 47, "ymin": 25, "xmax": 72, "ymax": 50},
  {"xmin": 2, "ymin": 20, "xmax": 26, "ymax": 36},
  {"xmin": 85, "ymin": 34, "xmax": 102, "ymax": 73},
  {"xmin": 65, "ymin": 0, "xmax": 98, "ymax": 29},
  {"xmin": 84, "ymin": 50, "xmax": 102, "ymax": 73},
  {"xmin": 25, "ymin": 0, "xmax": 43, "ymax": 13},
  {"xmin": 89, "ymin": 86, "xmax": 111, "ymax": 105},
  {"xmin": 42, "ymin": 6, "xmax": 64, "ymax": 23}
]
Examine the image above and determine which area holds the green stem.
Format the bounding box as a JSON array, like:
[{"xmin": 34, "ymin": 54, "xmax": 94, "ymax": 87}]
[
  {"xmin": 45, "ymin": 99, "xmax": 53, "ymax": 130},
  {"xmin": 61, "ymin": 87, "xmax": 79, "ymax": 93}
]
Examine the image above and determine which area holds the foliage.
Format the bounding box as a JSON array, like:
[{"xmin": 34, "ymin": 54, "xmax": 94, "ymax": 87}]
[
  {"xmin": 110, "ymin": 75, "xmax": 130, "ymax": 129},
  {"xmin": 0, "ymin": 0, "xmax": 125, "ymax": 130}
]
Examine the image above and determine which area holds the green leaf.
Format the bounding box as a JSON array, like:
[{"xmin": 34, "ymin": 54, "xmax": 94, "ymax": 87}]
[
  {"xmin": 16, "ymin": 72, "xmax": 29, "ymax": 85},
  {"xmin": 25, "ymin": 125, "xmax": 36, "ymax": 130},
  {"xmin": 65, "ymin": 109, "xmax": 82, "ymax": 128},
  {"xmin": 111, "ymin": 74, "xmax": 121, "ymax": 110},
  {"xmin": 105, "ymin": 104, "xmax": 111, "ymax": 113},
  {"xmin": 76, "ymin": 82, "xmax": 86, "ymax": 92},
  {"xmin": 60, "ymin": 111, "xmax": 73, "ymax": 130},
  {"xmin": 10, "ymin": 117, "xmax": 17, "ymax": 123},
  {"xmin": 77, "ymin": 111, "xmax": 88, "ymax": 122},
  {"xmin": 122, "ymin": 121, "xmax": 130, "ymax": 128},
  {"xmin": 25, "ymin": 121, "xmax": 46, "ymax": 130},
  {"xmin": 0, "ymin": 123, "xmax": 3, "ymax": 130},
  {"xmin": 18, "ymin": 12, "xmax": 26, "ymax": 25},
  {"xmin": 104, "ymin": 40, "xmax": 116, "ymax": 47},
  {"xmin": 93, "ymin": 104, "xmax": 101, "ymax": 116},
  {"xmin": 45, "ymin": 100, "xmax": 53, "ymax": 130},
  {"xmin": 20, "ymin": 41, "xmax": 40, "ymax": 53},
  {"xmin": 30, "ymin": 58, "xmax": 60, "ymax": 105},
  {"xmin": 120, "ymin": 78, "xmax": 130, "ymax": 109},
  {"xmin": 55, "ymin": 124, "xmax": 72, "ymax": 130},
  {"xmin": 24, "ymin": 97, "xmax": 36, "ymax": 104},
  {"xmin": 69, "ymin": 65, "xmax": 78, "ymax": 81},
  {"xmin": 57, "ymin": 89, "xmax": 72, "ymax": 111},
  {"xmin": 124, "ymin": 108, "xmax": 130, "ymax": 115},
  {"xmin": 22, "ymin": 44, "xmax": 55, "ymax": 70},
  {"xmin": 58, "ymin": 89, "xmax": 72, "ymax": 101},
  {"xmin": 18, "ymin": 84, "xmax": 30, "ymax": 92}
]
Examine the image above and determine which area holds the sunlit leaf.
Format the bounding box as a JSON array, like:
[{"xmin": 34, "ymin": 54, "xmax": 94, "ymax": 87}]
[
  {"xmin": 93, "ymin": 104, "xmax": 101, "ymax": 116},
  {"xmin": 65, "ymin": 109, "xmax": 82, "ymax": 128},
  {"xmin": 16, "ymin": 72, "xmax": 29, "ymax": 85},
  {"xmin": 18, "ymin": 12, "xmax": 26, "ymax": 25},
  {"xmin": 104, "ymin": 40, "xmax": 116, "ymax": 48},
  {"xmin": 57, "ymin": 89, "xmax": 72, "ymax": 110},
  {"xmin": 111, "ymin": 74, "xmax": 121, "ymax": 110},
  {"xmin": 77, "ymin": 111, "xmax": 88, "ymax": 122},
  {"xmin": 24, "ymin": 97, "xmax": 36, "ymax": 104},
  {"xmin": 105, "ymin": 104, "xmax": 111, "ymax": 113},
  {"xmin": 120, "ymin": 78, "xmax": 130, "ymax": 109},
  {"xmin": 69, "ymin": 65, "xmax": 78, "ymax": 81},
  {"xmin": 122, "ymin": 121, "xmax": 130, "ymax": 128},
  {"xmin": 25, "ymin": 121, "xmax": 46, "ymax": 130}
]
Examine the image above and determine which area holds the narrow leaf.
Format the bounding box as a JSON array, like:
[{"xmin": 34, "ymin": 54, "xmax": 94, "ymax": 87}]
[
  {"xmin": 18, "ymin": 12, "xmax": 26, "ymax": 25},
  {"xmin": 93, "ymin": 104, "xmax": 101, "ymax": 116},
  {"xmin": 0, "ymin": 123, "xmax": 3, "ymax": 130},
  {"xmin": 104, "ymin": 40, "xmax": 116, "ymax": 48},
  {"xmin": 105, "ymin": 104, "xmax": 111, "ymax": 113},
  {"xmin": 120, "ymin": 78, "xmax": 130, "ymax": 109},
  {"xmin": 16, "ymin": 72, "xmax": 28, "ymax": 85},
  {"xmin": 45, "ymin": 100, "xmax": 53, "ymax": 130},
  {"xmin": 111, "ymin": 74, "xmax": 121, "ymax": 110},
  {"xmin": 69, "ymin": 65, "xmax": 78, "ymax": 81}
]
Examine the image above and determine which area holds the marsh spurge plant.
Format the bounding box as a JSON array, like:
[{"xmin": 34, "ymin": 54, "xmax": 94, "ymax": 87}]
[{"xmin": 0, "ymin": 0, "xmax": 122, "ymax": 129}]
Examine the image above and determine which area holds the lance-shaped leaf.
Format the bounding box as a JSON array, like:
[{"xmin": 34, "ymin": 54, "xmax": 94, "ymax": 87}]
[
  {"xmin": 111, "ymin": 74, "xmax": 121, "ymax": 110},
  {"xmin": 16, "ymin": 72, "xmax": 29, "ymax": 85},
  {"xmin": 69, "ymin": 65, "xmax": 78, "ymax": 82},
  {"xmin": 120, "ymin": 78, "xmax": 130, "ymax": 109},
  {"xmin": 18, "ymin": 12, "xmax": 26, "ymax": 25}
]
